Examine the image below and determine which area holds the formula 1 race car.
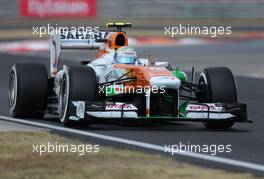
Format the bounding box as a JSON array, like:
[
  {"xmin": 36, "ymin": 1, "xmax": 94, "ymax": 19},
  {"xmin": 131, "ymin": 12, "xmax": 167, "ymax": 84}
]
[{"xmin": 8, "ymin": 22, "xmax": 249, "ymax": 129}]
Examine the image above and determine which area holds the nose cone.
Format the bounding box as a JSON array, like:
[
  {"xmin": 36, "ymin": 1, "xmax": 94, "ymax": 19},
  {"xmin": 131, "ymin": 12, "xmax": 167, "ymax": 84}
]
[{"xmin": 150, "ymin": 76, "xmax": 181, "ymax": 90}]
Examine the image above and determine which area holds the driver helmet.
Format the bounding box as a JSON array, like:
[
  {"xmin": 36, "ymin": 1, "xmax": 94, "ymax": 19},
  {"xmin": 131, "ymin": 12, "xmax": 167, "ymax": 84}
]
[{"xmin": 114, "ymin": 46, "xmax": 137, "ymax": 64}]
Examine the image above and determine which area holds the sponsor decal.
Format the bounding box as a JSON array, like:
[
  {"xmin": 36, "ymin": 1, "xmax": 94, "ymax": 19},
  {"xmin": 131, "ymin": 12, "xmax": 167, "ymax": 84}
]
[
  {"xmin": 20, "ymin": 0, "xmax": 96, "ymax": 17},
  {"xmin": 186, "ymin": 103, "xmax": 223, "ymax": 112},
  {"xmin": 60, "ymin": 31, "xmax": 107, "ymax": 40},
  {"xmin": 105, "ymin": 71, "xmax": 119, "ymax": 82},
  {"xmin": 105, "ymin": 104, "xmax": 137, "ymax": 110}
]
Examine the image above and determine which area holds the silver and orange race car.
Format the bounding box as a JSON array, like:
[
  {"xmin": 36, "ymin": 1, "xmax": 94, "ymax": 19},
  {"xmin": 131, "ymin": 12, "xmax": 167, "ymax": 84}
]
[{"xmin": 8, "ymin": 22, "xmax": 249, "ymax": 129}]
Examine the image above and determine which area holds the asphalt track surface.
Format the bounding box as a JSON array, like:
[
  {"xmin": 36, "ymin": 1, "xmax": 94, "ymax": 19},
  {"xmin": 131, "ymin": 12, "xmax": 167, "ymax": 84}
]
[{"xmin": 0, "ymin": 40, "xmax": 264, "ymax": 173}]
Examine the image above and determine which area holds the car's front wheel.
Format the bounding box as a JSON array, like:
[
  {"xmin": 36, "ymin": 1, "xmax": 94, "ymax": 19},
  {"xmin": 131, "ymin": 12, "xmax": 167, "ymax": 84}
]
[
  {"xmin": 59, "ymin": 66, "xmax": 97, "ymax": 126},
  {"xmin": 198, "ymin": 67, "xmax": 237, "ymax": 129}
]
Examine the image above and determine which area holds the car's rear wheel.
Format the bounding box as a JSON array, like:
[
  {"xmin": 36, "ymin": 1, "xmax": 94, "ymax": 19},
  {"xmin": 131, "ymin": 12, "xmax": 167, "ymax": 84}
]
[
  {"xmin": 59, "ymin": 66, "xmax": 97, "ymax": 127},
  {"xmin": 9, "ymin": 63, "xmax": 48, "ymax": 118},
  {"xmin": 198, "ymin": 67, "xmax": 237, "ymax": 129}
]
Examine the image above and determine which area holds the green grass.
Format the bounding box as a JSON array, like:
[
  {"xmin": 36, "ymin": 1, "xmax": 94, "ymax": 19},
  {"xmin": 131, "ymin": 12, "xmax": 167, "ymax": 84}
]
[{"xmin": 0, "ymin": 131, "xmax": 261, "ymax": 179}]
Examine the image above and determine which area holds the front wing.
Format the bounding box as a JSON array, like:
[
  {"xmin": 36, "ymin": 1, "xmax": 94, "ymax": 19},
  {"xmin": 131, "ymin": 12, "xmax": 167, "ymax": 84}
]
[{"xmin": 67, "ymin": 101, "xmax": 250, "ymax": 123}]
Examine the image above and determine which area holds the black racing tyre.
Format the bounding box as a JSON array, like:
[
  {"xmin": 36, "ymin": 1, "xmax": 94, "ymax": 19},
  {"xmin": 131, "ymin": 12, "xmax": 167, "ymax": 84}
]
[
  {"xmin": 198, "ymin": 67, "xmax": 237, "ymax": 129},
  {"xmin": 59, "ymin": 66, "xmax": 97, "ymax": 127},
  {"xmin": 9, "ymin": 63, "xmax": 48, "ymax": 118}
]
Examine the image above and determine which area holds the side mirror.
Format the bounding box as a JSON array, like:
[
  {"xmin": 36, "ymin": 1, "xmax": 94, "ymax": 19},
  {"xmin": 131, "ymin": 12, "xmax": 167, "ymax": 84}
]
[
  {"xmin": 154, "ymin": 62, "xmax": 169, "ymax": 67},
  {"xmin": 137, "ymin": 58, "xmax": 149, "ymax": 66}
]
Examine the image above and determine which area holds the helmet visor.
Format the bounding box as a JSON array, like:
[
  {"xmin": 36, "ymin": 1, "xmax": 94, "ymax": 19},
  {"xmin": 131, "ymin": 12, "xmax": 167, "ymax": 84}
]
[{"xmin": 116, "ymin": 54, "xmax": 136, "ymax": 64}]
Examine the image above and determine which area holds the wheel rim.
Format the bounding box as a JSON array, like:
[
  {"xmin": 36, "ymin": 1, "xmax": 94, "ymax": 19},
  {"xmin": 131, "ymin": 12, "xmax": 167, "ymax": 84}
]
[
  {"xmin": 199, "ymin": 73, "xmax": 210, "ymax": 126},
  {"xmin": 9, "ymin": 71, "xmax": 17, "ymax": 110},
  {"xmin": 198, "ymin": 73, "xmax": 209, "ymax": 102},
  {"xmin": 59, "ymin": 77, "xmax": 69, "ymax": 122}
]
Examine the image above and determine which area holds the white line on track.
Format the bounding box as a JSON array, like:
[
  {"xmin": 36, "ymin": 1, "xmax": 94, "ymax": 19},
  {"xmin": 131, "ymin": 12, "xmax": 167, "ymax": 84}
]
[{"xmin": 0, "ymin": 115, "xmax": 264, "ymax": 172}]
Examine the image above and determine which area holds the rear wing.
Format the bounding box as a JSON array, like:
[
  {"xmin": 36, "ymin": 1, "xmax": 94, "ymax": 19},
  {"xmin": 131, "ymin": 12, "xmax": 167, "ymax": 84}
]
[
  {"xmin": 50, "ymin": 22, "xmax": 132, "ymax": 77},
  {"xmin": 50, "ymin": 31, "xmax": 108, "ymax": 77}
]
